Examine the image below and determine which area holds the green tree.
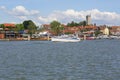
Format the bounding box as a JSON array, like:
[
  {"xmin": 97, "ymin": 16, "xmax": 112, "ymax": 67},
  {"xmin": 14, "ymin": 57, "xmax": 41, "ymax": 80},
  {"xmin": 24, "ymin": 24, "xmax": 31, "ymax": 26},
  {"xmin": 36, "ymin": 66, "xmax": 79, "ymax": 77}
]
[
  {"xmin": 16, "ymin": 24, "xmax": 24, "ymax": 31},
  {"xmin": 50, "ymin": 21, "xmax": 63, "ymax": 35},
  {"xmin": 94, "ymin": 30, "xmax": 101, "ymax": 36},
  {"xmin": 79, "ymin": 21, "xmax": 86, "ymax": 26},
  {"xmin": 0, "ymin": 24, "xmax": 5, "ymax": 29},
  {"xmin": 67, "ymin": 21, "xmax": 79, "ymax": 27},
  {"xmin": 23, "ymin": 20, "xmax": 37, "ymax": 34},
  {"xmin": 23, "ymin": 20, "xmax": 30, "ymax": 29},
  {"xmin": 67, "ymin": 21, "xmax": 86, "ymax": 27}
]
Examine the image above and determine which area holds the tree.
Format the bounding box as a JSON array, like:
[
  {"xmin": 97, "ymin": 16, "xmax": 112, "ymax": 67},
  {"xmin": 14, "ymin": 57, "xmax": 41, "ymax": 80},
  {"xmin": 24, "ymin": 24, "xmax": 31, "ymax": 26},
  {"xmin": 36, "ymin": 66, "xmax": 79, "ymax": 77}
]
[
  {"xmin": 94, "ymin": 30, "xmax": 101, "ymax": 36},
  {"xmin": 50, "ymin": 21, "xmax": 63, "ymax": 35},
  {"xmin": 0, "ymin": 24, "xmax": 5, "ymax": 29},
  {"xmin": 23, "ymin": 20, "xmax": 37, "ymax": 34},
  {"xmin": 67, "ymin": 21, "xmax": 79, "ymax": 27},
  {"xmin": 67, "ymin": 21, "xmax": 86, "ymax": 27},
  {"xmin": 16, "ymin": 24, "xmax": 24, "ymax": 31},
  {"xmin": 23, "ymin": 20, "xmax": 30, "ymax": 29},
  {"xmin": 79, "ymin": 21, "xmax": 86, "ymax": 26}
]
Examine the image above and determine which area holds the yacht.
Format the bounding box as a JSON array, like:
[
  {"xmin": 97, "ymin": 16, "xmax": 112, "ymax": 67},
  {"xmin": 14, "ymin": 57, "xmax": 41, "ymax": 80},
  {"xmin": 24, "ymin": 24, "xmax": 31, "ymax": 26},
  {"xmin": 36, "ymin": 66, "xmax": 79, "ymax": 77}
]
[{"xmin": 51, "ymin": 34, "xmax": 81, "ymax": 42}]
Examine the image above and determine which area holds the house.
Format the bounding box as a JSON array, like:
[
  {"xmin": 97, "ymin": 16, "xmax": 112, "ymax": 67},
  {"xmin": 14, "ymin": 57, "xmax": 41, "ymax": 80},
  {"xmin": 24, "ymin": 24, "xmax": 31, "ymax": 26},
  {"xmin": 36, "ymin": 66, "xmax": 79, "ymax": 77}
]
[
  {"xmin": 98, "ymin": 26, "xmax": 106, "ymax": 34},
  {"xmin": 42, "ymin": 24, "xmax": 51, "ymax": 30},
  {"xmin": 103, "ymin": 27, "xmax": 109, "ymax": 35},
  {"xmin": 0, "ymin": 34, "xmax": 5, "ymax": 39},
  {"xmin": 110, "ymin": 26, "xmax": 120, "ymax": 35},
  {"xmin": 1, "ymin": 23, "xmax": 16, "ymax": 38},
  {"xmin": 63, "ymin": 26, "xmax": 80, "ymax": 34},
  {"xmin": 3, "ymin": 23, "xmax": 16, "ymax": 30},
  {"xmin": 42, "ymin": 23, "xmax": 98, "ymax": 35}
]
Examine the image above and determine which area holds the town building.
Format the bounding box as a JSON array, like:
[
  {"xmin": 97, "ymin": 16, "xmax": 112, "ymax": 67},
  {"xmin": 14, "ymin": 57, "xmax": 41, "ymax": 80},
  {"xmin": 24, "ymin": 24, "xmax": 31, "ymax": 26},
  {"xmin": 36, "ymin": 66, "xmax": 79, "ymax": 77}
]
[
  {"xmin": 110, "ymin": 26, "xmax": 120, "ymax": 35},
  {"xmin": 104, "ymin": 27, "xmax": 109, "ymax": 35},
  {"xmin": 86, "ymin": 15, "xmax": 91, "ymax": 25}
]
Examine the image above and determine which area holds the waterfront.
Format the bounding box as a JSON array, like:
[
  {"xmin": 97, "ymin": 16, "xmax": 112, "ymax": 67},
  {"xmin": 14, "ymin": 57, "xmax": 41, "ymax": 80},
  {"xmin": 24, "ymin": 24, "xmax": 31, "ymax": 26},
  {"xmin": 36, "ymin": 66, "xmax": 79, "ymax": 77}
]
[{"xmin": 0, "ymin": 40, "xmax": 120, "ymax": 80}]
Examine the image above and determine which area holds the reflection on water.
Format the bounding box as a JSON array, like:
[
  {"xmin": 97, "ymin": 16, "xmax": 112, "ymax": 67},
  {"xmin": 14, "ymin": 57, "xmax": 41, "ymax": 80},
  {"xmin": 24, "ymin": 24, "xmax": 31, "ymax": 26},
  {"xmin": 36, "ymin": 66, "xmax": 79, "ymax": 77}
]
[{"xmin": 0, "ymin": 40, "xmax": 120, "ymax": 80}]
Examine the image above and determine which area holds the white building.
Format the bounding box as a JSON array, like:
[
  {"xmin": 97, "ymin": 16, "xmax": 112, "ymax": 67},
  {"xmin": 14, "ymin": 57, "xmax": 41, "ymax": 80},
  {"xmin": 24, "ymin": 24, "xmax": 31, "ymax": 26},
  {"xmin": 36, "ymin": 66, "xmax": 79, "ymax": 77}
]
[{"xmin": 104, "ymin": 27, "xmax": 109, "ymax": 35}]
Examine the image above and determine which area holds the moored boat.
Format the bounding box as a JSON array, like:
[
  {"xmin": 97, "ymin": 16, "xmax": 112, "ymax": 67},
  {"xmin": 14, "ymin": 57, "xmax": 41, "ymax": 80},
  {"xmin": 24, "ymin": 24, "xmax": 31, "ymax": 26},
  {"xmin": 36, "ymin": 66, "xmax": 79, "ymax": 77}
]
[{"xmin": 51, "ymin": 35, "xmax": 80, "ymax": 42}]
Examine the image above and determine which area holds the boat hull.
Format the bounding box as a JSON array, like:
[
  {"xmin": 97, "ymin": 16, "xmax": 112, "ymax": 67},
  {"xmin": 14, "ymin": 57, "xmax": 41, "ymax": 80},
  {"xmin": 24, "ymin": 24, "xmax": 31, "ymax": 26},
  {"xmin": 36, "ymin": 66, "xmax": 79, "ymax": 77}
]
[{"xmin": 51, "ymin": 38, "xmax": 80, "ymax": 42}]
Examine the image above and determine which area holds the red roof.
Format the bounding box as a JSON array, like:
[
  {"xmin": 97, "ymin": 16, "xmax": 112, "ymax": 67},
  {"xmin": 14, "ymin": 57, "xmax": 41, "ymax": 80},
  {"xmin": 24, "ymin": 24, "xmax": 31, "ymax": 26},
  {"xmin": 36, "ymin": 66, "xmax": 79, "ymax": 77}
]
[{"xmin": 3, "ymin": 23, "xmax": 16, "ymax": 27}]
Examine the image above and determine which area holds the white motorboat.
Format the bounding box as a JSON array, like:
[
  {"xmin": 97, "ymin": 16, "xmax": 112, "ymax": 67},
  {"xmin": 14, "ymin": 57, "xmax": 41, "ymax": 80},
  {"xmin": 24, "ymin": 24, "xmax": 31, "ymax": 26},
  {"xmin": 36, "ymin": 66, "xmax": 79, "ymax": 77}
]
[{"xmin": 51, "ymin": 35, "xmax": 81, "ymax": 42}]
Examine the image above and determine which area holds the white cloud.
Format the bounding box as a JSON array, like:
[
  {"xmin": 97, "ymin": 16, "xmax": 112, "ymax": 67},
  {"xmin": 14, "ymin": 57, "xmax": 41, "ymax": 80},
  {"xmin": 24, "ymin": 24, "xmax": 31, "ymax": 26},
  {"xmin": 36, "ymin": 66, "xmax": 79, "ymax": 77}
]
[
  {"xmin": 37, "ymin": 9, "xmax": 120, "ymax": 25},
  {"xmin": 12, "ymin": 6, "xmax": 29, "ymax": 16},
  {"xmin": 1, "ymin": 6, "xmax": 120, "ymax": 25},
  {"xmin": 38, "ymin": 16, "xmax": 57, "ymax": 23},
  {"xmin": 17, "ymin": 16, "xmax": 27, "ymax": 20},
  {"xmin": 0, "ymin": 6, "xmax": 6, "ymax": 10},
  {"xmin": 6, "ymin": 5, "xmax": 40, "ymax": 21},
  {"xmin": 11, "ymin": 6, "xmax": 40, "ymax": 16}
]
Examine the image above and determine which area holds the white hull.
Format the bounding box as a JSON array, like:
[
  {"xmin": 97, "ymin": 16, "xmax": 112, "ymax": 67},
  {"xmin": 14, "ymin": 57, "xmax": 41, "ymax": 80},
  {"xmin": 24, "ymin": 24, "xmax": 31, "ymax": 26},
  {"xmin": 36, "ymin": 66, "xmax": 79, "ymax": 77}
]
[{"xmin": 51, "ymin": 37, "xmax": 80, "ymax": 42}]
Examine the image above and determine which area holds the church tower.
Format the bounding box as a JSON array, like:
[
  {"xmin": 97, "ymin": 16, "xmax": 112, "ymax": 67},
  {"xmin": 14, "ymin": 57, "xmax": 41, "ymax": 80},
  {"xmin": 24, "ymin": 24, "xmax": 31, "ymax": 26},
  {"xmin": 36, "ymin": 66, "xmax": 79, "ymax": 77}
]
[{"xmin": 86, "ymin": 15, "xmax": 91, "ymax": 25}]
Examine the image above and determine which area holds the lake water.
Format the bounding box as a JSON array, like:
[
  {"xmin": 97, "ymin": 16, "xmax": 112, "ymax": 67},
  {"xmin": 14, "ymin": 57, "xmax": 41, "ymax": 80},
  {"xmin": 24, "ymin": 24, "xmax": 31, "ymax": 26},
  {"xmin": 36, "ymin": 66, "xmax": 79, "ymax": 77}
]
[{"xmin": 0, "ymin": 40, "xmax": 120, "ymax": 80}]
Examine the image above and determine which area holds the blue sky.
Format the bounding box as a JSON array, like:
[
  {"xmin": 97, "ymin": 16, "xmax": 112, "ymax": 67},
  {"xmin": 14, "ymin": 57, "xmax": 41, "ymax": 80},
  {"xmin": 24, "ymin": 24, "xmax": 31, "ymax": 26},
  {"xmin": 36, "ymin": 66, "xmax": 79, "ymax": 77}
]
[{"xmin": 0, "ymin": 0, "xmax": 120, "ymax": 25}]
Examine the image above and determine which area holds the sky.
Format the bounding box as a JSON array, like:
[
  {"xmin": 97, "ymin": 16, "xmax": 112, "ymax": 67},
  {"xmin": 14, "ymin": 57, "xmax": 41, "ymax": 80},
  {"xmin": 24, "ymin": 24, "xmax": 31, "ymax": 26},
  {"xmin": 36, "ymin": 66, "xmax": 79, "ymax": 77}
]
[{"xmin": 0, "ymin": 0, "xmax": 120, "ymax": 26}]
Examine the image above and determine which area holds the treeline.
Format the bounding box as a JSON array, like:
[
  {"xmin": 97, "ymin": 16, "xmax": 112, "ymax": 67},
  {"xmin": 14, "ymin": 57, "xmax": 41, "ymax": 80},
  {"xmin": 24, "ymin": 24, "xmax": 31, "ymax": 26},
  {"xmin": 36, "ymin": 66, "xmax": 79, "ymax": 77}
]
[
  {"xmin": 67, "ymin": 21, "xmax": 87, "ymax": 27},
  {"xmin": 49, "ymin": 20, "xmax": 87, "ymax": 35},
  {"xmin": 0, "ymin": 20, "xmax": 88, "ymax": 35},
  {"xmin": 0, "ymin": 20, "xmax": 37, "ymax": 34}
]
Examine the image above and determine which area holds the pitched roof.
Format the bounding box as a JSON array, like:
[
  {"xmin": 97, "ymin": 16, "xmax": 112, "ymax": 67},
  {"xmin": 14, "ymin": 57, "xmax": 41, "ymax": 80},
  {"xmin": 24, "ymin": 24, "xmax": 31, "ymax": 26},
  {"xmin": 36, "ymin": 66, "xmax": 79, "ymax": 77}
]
[{"xmin": 3, "ymin": 23, "xmax": 16, "ymax": 27}]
